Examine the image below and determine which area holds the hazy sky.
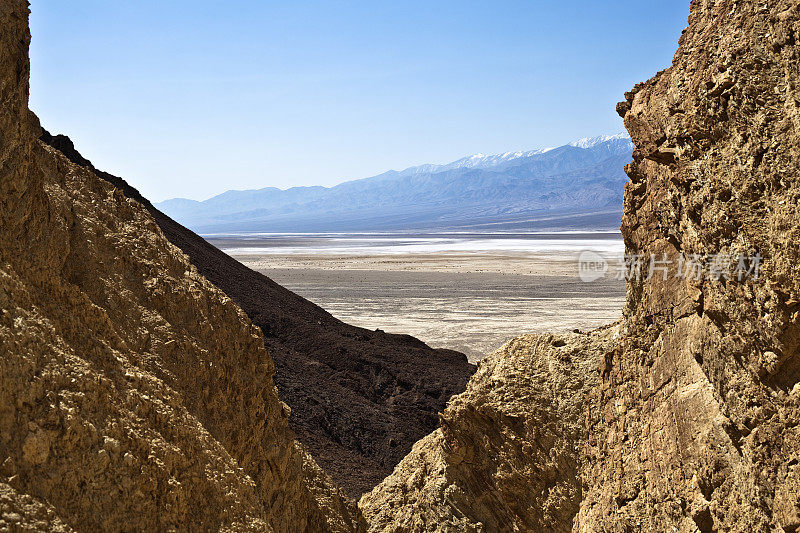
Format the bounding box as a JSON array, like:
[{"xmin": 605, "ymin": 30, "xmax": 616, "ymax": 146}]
[{"xmin": 30, "ymin": 1, "xmax": 690, "ymax": 202}]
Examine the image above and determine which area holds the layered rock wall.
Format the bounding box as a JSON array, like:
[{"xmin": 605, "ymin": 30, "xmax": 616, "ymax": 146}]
[
  {"xmin": 40, "ymin": 118, "xmax": 475, "ymax": 500},
  {"xmin": 577, "ymin": 1, "xmax": 800, "ymax": 530},
  {"xmin": 360, "ymin": 328, "xmax": 618, "ymax": 532},
  {"xmin": 0, "ymin": 2, "xmax": 362, "ymax": 530},
  {"xmin": 361, "ymin": 0, "xmax": 800, "ymax": 530}
]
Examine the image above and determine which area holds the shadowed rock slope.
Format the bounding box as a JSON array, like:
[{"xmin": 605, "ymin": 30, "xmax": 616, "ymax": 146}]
[
  {"xmin": 360, "ymin": 327, "xmax": 619, "ymax": 532},
  {"xmin": 40, "ymin": 125, "xmax": 474, "ymax": 500},
  {"xmin": 360, "ymin": 0, "xmax": 800, "ymax": 530},
  {"xmin": 38, "ymin": 128, "xmax": 474, "ymax": 499},
  {"xmin": 0, "ymin": 2, "xmax": 363, "ymax": 530}
]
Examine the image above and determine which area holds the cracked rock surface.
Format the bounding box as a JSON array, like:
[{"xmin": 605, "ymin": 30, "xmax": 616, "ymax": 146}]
[
  {"xmin": 360, "ymin": 0, "xmax": 800, "ymax": 530},
  {"xmin": 360, "ymin": 327, "xmax": 619, "ymax": 532},
  {"xmin": 0, "ymin": 2, "xmax": 363, "ymax": 531}
]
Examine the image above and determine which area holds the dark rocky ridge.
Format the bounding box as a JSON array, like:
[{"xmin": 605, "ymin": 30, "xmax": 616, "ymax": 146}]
[{"xmin": 39, "ymin": 129, "xmax": 475, "ymax": 497}]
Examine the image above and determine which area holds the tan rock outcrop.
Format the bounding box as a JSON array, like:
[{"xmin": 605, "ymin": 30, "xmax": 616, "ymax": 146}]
[
  {"xmin": 362, "ymin": 0, "xmax": 800, "ymax": 531},
  {"xmin": 360, "ymin": 327, "xmax": 619, "ymax": 532},
  {"xmin": 0, "ymin": 2, "xmax": 363, "ymax": 531},
  {"xmin": 577, "ymin": 0, "xmax": 800, "ymax": 530}
]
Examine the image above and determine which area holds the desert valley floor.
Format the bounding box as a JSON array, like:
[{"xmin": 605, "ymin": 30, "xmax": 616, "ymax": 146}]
[{"xmin": 212, "ymin": 233, "xmax": 626, "ymax": 361}]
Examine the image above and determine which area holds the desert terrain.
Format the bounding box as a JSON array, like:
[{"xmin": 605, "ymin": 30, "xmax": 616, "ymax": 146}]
[{"xmin": 217, "ymin": 234, "xmax": 626, "ymax": 362}]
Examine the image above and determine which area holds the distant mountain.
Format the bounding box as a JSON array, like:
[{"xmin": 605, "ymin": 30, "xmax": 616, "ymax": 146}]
[{"xmin": 157, "ymin": 133, "xmax": 633, "ymax": 233}]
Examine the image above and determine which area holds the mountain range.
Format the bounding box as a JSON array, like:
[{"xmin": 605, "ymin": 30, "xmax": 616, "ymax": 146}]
[{"xmin": 157, "ymin": 133, "xmax": 633, "ymax": 233}]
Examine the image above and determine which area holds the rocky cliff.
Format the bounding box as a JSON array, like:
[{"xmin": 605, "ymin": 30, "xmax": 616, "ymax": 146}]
[
  {"xmin": 360, "ymin": 0, "xmax": 800, "ymax": 530},
  {"xmin": 37, "ymin": 131, "xmax": 475, "ymax": 500},
  {"xmin": 360, "ymin": 327, "xmax": 618, "ymax": 532},
  {"xmin": 578, "ymin": 0, "xmax": 800, "ymax": 529},
  {"xmin": 0, "ymin": 2, "xmax": 362, "ymax": 530}
]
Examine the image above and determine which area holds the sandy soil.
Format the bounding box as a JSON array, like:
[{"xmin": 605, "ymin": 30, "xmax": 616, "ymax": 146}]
[{"xmin": 233, "ymin": 252, "xmax": 625, "ymax": 362}]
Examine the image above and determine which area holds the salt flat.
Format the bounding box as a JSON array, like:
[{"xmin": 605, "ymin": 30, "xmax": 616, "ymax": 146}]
[{"xmin": 216, "ymin": 233, "xmax": 626, "ymax": 362}]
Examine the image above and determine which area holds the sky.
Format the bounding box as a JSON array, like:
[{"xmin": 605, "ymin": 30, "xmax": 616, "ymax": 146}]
[{"xmin": 29, "ymin": 1, "xmax": 690, "ymax": 202}]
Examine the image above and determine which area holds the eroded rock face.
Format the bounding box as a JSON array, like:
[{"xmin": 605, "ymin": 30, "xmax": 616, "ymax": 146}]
[
  {"xmin": 577, "ymin": 1, "xmax": 800, "ymax": 530},
  {"xmin": 362, "ymin": 0, "xmax": 800, "ymax": 530},
  {"xmin": 359, "ymin": 327, "xmax": 619, "ymax": 532},
  {"xmin": 40, "ymin": 123, "xmax": 475, "ymax": 500},
  {"xmin": 0, "ymin": 2, "xmax": 362, "ymax": 531}
]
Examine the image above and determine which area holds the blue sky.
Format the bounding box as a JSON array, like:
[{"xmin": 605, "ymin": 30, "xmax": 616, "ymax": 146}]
[{"xmin": 30, "ymin": 1, "xmax": 689, "ymax": 202}]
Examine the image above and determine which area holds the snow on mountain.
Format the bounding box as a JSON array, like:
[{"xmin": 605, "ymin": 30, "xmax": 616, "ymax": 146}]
[
  {"xmin": 569, "ymin": 132, "xmax": 631, "ymax": 149},
  {"xmin": 393, "ymin": 133, "xmax": 630, "ymax": 177},
  {"xmin": 438, "ymin": 148, "xmax": 555, "ymax": 170},
  {"xmin": 393, "ymin": 148, "xmax": 553, "ymax": 177}
]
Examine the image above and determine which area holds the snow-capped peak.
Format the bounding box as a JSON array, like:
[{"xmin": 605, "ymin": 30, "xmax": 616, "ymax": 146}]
[
  {"xmin": 569, "ymin": 132, "xmax": 631, "ymax": 149},
  {"xmin": 444, "ymin": 147, "xmax": 555, "ymax": 170},
  {"xmin": 394, "ymin": 133, "xmax": 630, "ymax": 178},
  {"xmin": 453, "ymin": 133, "xmax": 631, "ymax": 168}
]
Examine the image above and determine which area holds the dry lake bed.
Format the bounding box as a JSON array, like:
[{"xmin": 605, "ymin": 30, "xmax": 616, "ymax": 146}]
[{"xmin": 209, "ymin": 233, "xmax": 626, "ymax": 362}]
